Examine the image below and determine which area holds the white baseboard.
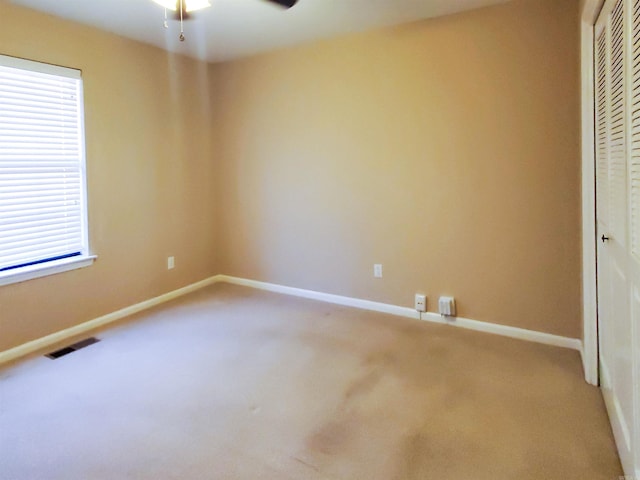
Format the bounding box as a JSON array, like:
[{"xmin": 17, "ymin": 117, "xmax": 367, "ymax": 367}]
[
  {"xmin": 419, "ymin": 311, "xmax": 582, "ymax": 351},
  {"xmin": 0, "ymin": 273, "xmax": 582, "ymax": 367},
  {"xmin": 218, "ymin": 275, "xmax": 583, "ymax": 352},
  {"xmin": 0, "ymin": 275, "xmax": 221, "ymax": 366},
  {"xmin": 217, "ymin": 275, "xmax": 421, "ymax": 319}
]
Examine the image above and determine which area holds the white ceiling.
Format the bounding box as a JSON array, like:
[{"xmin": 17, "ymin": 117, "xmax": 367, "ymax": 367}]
[{"xmin": 8, "ymin": 0, "xmax": 510, "ymax": 63}]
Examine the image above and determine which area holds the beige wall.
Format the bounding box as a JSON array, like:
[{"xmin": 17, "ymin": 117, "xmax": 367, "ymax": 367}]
[
  {"xmin": 0, "ymin": 4, "xmax": 219, "ymax": 351},
  {"xmin": 211, "ymin": 0, "xmax": 582, "ymax": 337},
  {"xmin": 0, "ymin": 0, "xmax": 581, "ymax": 353}
]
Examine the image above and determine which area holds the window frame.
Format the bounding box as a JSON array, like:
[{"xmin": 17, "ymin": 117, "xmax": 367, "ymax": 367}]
[{"xmin": 0, "ymin": 55, "xmax": 95, "ymax": 287}]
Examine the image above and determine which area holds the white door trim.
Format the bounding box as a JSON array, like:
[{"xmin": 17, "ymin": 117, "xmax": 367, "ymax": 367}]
[{"xmin": 581, "ymin": 0, "xmax": 604, "ymax": 386}]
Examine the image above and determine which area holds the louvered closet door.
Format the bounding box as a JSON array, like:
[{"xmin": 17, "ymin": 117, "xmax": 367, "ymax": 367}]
[
  {"xmin": 595, "ymin": 0, "xmax": 639, "ymax": 475},
  {"xmin": 629, "ymin": 1, "xmax": 640, "ymax": 475}
]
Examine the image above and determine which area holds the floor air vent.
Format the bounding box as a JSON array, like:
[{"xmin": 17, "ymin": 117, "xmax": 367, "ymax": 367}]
[{"xmin": 46, "ymin": 337, "xmax": 100, "ymax": 359}]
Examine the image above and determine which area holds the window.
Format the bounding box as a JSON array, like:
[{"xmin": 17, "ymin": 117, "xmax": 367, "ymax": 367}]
[{"xmin": 0, "ymin": 55, "xmax": 94, "ymax": 286}]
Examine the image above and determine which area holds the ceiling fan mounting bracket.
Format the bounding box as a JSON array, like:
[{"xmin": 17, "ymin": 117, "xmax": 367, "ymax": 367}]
[{"xmin": 152, "ymin": 0, "xmax": 298, "ymax": 42}]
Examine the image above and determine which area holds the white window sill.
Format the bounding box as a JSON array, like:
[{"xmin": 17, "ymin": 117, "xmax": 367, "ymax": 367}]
[{"xmin": 0, "ymin": 255, "xmax": 97, "ymax": 287}]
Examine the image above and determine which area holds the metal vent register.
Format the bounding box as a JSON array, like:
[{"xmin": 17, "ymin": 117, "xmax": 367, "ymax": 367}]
[{"xmin": 45, "ymin": 337, "xmax": 100, "ymax": 359}]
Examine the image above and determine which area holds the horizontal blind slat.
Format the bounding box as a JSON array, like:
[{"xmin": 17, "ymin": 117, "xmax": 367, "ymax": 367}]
[
  {"xmin": 0, "ymin": 216, "xmax": 81, "ymax": 235},
  {"xmin": 1, "ymin": 227, "xmax": 82, "ymax": 246},
  {"xmin": 1, "ymin": 237, "xmax": 83, "ymax": 258},
  {"xmin": 0, "ymin": 211, "xmax": 81, "ymax": 228}
]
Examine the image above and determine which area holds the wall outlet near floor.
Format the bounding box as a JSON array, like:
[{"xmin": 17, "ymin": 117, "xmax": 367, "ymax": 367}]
[
  {"xmin": 167, "ymin": 256, "xmax": 175, "ymax": 270},
  {"xmin": 438, "ymin": 296, "xmax": 456, "ymax": 316},
  {"xmin": 374, "ymin": 264, "xmax": 383, "ymax": 278},
  {"xmin": 415, "ymin": 294, "xmax": 427, "ymax": 312}
]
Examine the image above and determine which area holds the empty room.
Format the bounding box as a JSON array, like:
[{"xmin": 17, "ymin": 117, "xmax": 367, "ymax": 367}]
[{"xmin": 0, "ymin": 0, "xmax": 638, "ymax": 478}]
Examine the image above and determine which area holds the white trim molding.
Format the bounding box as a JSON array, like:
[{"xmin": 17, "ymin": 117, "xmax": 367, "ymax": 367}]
[
  {"xmin": 581, "ymin": 0, "xmax": 605, "ymax": 387},
  {"xmin": 217, "ymin": 275, "xmax": 422, "ymax": 319},
  {"xmin": 1, "ymin": 274, "xmax": 584, "ymax": 368},
  {"xmin": 219, "ymin": 275, "xmax": 583, "ymax": 352},
  {"xmin": 0, "ymin": 255, "xmax": 97, "ymax": 288},
  {"xmin": 0, "ymin": 275, "xmax": 220, "ymax": 366}
]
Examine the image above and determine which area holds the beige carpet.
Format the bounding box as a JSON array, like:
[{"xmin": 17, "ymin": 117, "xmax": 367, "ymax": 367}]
[{"xmin": 0, "ymin": 283, "xmax": 622, "ymax": 479}]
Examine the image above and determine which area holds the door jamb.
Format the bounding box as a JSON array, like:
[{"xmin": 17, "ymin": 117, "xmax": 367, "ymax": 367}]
[{"xmin": 580, "ymin": 0, "xmax": 604, "ymax": 386}]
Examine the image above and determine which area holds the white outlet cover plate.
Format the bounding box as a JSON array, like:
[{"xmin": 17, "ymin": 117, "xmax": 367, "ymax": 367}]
[
  {"xmin": 415, "ymin": 294, "xmax": 427, "ymax": 312},
  {"xmin": 374, "ymin": 264, "xmax": 383, "ymax": 278}
]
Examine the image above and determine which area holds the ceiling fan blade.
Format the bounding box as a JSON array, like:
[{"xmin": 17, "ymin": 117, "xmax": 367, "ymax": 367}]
[{"xmin": 261, "ymin": 0, "xmax": 298, "ymax": 8}]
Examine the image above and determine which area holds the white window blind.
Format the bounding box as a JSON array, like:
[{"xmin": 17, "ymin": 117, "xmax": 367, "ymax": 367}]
[{"xmin": 0, "ymin": 55, "xmax": 88, "ymax": 273}]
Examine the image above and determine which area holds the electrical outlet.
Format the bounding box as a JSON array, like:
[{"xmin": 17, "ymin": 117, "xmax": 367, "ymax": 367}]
[
  {"xmin": 167, "ymin": 256, "xmax": 175, "ymax": 270},
  {"xmin": 374, "ymin": 264, "xmax": 383, "ymax": 278},
  {"xmin": 438, "ymin": 296, "xmax": 456, "ymax": 316},
  {"xmin": 415, "ymin": 294, "xmax": 427, "ymax": 312}
]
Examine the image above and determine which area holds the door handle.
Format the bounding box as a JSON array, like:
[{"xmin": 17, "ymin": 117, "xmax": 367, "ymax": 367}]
[{"xmin": 601, "ymin": 234, "xmax": 610, "ymax": 243}]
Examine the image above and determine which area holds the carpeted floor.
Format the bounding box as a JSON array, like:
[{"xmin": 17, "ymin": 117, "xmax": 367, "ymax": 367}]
[{"xmin": 0, "ymin": 283, "xmax": 622, "ymax": 479}]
